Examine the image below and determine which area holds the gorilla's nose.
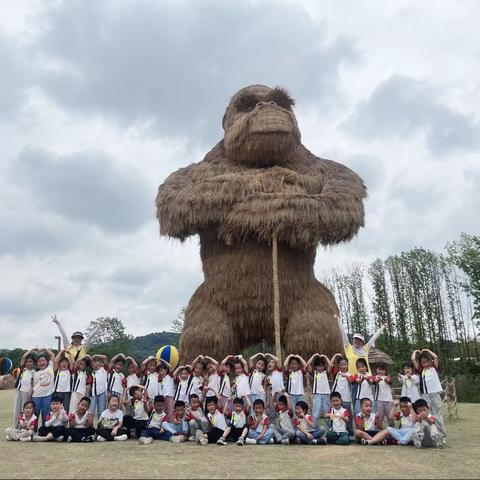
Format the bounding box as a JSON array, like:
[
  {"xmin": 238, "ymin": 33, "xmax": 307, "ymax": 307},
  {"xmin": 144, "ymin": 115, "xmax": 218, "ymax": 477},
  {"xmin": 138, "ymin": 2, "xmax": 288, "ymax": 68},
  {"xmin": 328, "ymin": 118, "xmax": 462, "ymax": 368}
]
[{"xmin": 256, "ymin": 100, "xmax": 277, "ymax": 108}]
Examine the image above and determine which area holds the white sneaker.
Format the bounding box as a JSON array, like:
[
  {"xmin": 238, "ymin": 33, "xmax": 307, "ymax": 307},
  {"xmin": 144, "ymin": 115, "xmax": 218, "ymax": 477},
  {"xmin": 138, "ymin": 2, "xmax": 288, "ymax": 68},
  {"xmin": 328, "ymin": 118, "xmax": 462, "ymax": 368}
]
[
  {"xmin": 245, "ymin": 438, "xmax": 257, "ymax": 445},
  {"xmin": 138, "ymin": 437, "xmax": 146, "ymax": 444},
  {"xmin": 96, "ymin": 435, "xmax": 106, "ymax": 442},
  {"xmin": 55, "ymin": 436, "xmax": 64, "ymax": 442},
  {"xmin": 170, "ymin": 435, "xmax": 185, "ymax": 443},
  {"xmin": 188, "ymin": 435, "xmax": 196, "ymax": 442},
  {"xmin": 195, "ymin": 429, "xmax": 207, "ymax": 445},
  {"xmin": 66, "ymin": 436, "xmax": 72, "ymax": 443},
  {"xmin": 268, "ymin": 438, "xmax": 274, "ymax": 444},
  {"xmin": 33, "ymin": 435, "xmax": 48, "ymax": 442},
  {"xmin": 114, "ymin": 434, "xmax": 128, "ymax": 441},
  {"xmin": 143, "ymin": 437, "xmax": 153, "ymax": 445},
  {"xmin": 217, "ymin": 436, "xmax": 227, "ymax": 446},
  {"xmin": 20, "ymin": 436, "xmax": 32, "ymax": 442},
  {"xmin": 280, "ymin": 438, "xmax": 289, "ymax": 445}
]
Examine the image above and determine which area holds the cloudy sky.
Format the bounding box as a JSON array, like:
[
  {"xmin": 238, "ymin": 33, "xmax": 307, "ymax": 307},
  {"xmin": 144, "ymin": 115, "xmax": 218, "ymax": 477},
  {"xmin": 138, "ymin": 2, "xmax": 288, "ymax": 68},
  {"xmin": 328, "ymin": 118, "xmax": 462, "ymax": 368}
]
[{"xmin": 1, "ymin": 0, "xmax": 479, "ymax": 349}]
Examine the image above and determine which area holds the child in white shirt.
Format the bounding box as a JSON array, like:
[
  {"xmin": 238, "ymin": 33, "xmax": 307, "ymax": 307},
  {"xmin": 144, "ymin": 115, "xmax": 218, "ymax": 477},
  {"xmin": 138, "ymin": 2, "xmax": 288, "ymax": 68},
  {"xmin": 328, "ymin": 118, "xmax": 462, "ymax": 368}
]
[
  {"xmin": 12, "ymin": 350, "xmax": 35, "ymax": 427},
  {"xmin": 398, "ymin": 361, "xmax": 420, "ymax": 403},
  {"xmin": 352, "ymin": 358, "xmax": 375, "ymax": 415},
  {"xmin": 203, "ymin": 396, "xmax": 228, "ymax": 445},
  {"xmin": 272, "ymin": 393, "xmax": 295, "ymax": 444},
  {"xmin": 307, "ymin": 354, "xmax": 332, "ymax": 427},
  {"xmin": 294, "ymin": 400, "xmax": 326, "ymax": 445},
  {"xmin": 373, "ymin": 363, "xmax": 394, "ymax": 428},
  {"xmin": 173, "ymin": 366, "xmax": 193, "ymax": 404},
  {"xmin": 354, "ymin": 398, "xmax": 382, "ymax": 445},
  {"xmin": 246, "ymin": 398, "xmax": 273, "ymax": 445},
  {"xmin": 138, "ymin": 395, "xmax": 173, "ymax": 444},
  {"xmin": 32, "ymin": 348, "xmax": 56, "ymax": 427},
  {"xmin": 123, "ymin": 385, "xmax": 151, "ymax": 439},
  {"xmin": 6, "ymin": 400, "xmax": 37, "ymax": 442},
  {"xmin": 186, "ymin": 393, "xmax": 209, "ymax": 442},
  {"xmin": 248, "ymin": 352, "xmax": 266, "ymax": 412},
  {"xmin": 232, "ymin": 356, "xmax": 251, "ymax": 411},
  {"xmin": 53, "ymin": 350, "xmax": 73, "ymax": 413},
  {"xmin": 283, "ymin": 354, "xmax": 307, "ymax": 411},
  {"xmin": 142, "ymin": 356, "xmax": 159, "ymax": 401},
  {"xmin": 90, "ymin": 355, "xmax": 108, "ymax": 418},
  {"xmin": 217, "ymin": 397, "xmax": 248, "ymax": 446},
  {"xmin": 411, "ymin": 398, "xmax": 445, "ymax": 448},
  {"xmin": 34, "ymin": 395, "xmax": 69, "ymax": 442},
  {"xmin": 330, "ymin": 354, "xmax": 354, "ymax": 436},
  {"xmin": 96, "ymin": 395, "xmax": 128, "ymax": 441},
  {"xmin": 157, "ymin": 362, "xmax": 174, "ymax": 421},
  {"xmin": 124, "ymin": 357, "xmax": 141, "ymax": 415},
  {"xmin": 65, "ymin": 396, "xmax": 95, "ymax": 443},
  {"xmin": 325, "ymin": 392, "xmax": 350, "ymax": 445},
  {"xmin": 107, "ymin": 353, "xmax": 126, "ymax": 399},
  {"xmin": 69, "ymin": 356, "xmax": 89, "ymax": 413}
]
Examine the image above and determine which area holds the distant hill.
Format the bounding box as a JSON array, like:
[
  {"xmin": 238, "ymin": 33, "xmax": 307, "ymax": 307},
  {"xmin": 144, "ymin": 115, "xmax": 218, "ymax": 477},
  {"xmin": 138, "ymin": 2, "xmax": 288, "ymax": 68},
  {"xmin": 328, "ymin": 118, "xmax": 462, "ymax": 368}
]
[{"xmin": 129, "ymin": 331, "xmax": 180, "ymax": 359}]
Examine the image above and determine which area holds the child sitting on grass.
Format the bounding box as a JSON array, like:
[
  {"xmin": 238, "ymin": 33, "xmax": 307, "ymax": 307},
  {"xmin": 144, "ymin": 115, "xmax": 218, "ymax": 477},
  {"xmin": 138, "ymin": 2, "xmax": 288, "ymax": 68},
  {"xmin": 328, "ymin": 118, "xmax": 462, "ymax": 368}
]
[
  {"xmin": 138, "ymin": 395, "xmax": 172, "ymax": 444},
  {"xmin": 217, "ymin": 397, "xmax": 248, "ymax": 446},
  {"xmin": 325, "ymin": 392, "xmax": 350, "ymax": 445},
  {"xmin": 386, "ymin": 396, "xmax": 416, "ymax": 445},
  {"xmin": 411, "ymin": 398, "xmax": 445, "ymax": 448},
  {"xmin": 6, "ymin": 400, "xmax": 37, "ymax": 442},
  {"xmin": 66, "ymin": 396, "xmax": 95, "ymax": 443},
  {"xmin": 12, "ymin": 350, "xmax": 35, "ymax": 427},
  {"xmin": 96, "ymin": 395, "xmax": 128, "ymax": 442},
  {"xmin": 272, "ymin": 393, "xmax": 295, "ymax": 445},
  {"xmin": 187, "ymin": 393, "xmax": 209, "ymax": 442},
  {"xmin": 293, "ymin": 400, "xmax": 326, "ymax": 445},
  {"xmin": 123, "ymin": 385, "xmax": 150, "ymax": 439},
  {"xmin": 330, "ymin": 354, "xmax": 354, "ymax": 436},
  {"xmin": 203, "ymin": 396, "xmax": 227, "ymax": 445},
  {"xmin": 34, "ymin": 395, "xmax": 69, "ymax": 442},
  {"xmin": 352, "ymin": 358, "xmax": 375, "ymax": 415},
  {"xmin": 247, "ymin": 399, "xmax": 273, "ymax": 445},
  {"xmin": 354, "ymin": 397, "xmax": 384, "ymax": 445}
]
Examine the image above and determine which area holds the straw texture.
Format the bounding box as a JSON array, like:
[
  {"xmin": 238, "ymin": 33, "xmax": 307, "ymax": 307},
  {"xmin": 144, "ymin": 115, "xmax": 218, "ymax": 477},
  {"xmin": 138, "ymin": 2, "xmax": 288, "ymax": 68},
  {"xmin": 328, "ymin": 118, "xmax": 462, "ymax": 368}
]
[{"xmin": 156, "ymin": 85, "xmax": 367, "ymax": 361}]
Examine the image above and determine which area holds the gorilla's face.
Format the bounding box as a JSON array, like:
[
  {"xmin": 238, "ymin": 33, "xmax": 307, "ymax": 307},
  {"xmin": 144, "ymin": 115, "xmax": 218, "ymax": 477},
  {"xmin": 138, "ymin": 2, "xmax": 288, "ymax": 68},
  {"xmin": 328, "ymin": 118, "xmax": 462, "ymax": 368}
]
[{"xmin": 222, "ymin": 85, "xmax": 301, "ymax": 167}]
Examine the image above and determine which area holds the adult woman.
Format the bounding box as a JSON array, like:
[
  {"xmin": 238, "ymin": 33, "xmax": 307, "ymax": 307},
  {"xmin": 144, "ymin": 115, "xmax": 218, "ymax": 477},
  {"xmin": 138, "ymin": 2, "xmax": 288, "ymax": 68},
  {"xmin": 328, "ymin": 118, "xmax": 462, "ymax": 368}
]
[{"xmin": 335, "ymin": 315, "xmax": 387, "ymax": 374}]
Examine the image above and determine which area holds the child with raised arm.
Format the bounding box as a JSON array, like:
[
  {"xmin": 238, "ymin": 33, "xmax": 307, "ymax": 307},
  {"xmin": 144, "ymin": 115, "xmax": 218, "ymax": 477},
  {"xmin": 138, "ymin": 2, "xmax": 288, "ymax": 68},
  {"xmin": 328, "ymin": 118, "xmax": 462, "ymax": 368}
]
[
  {"xmin": 12, "ymin": 349, "xmax": 35, "ymax": 426},
  {"xmin": 217, "ymin": 355, "xmax": 233, "ymax": 411},
  {"xmin": 307, "ymin": 354, "xmax": 332, "ymax": 427},
  {"xmin": 142, "ymin": 356, "xmax": 159, "ymax": 401},
  {"xmin": 173, "ymin": 366, "xmax": 193, "ymax": 404},
  {"xmin": 232, "ymin": 356, "xmax": 251, "ymax": 410},
  {"xmin": 96, "ymin": 395, "xmax": 128, "ymax": 441},
  {"xmin": 325, "ymin": 392, "xmax": 350, "ymax": 445},
  {"xmin": 107, "ymin": 353, "xmax": 126, "ymax": 399},
  {"xmin": 32, "ymin": 348, "xmax": 56, "ymax": 427},
  {"xmin": 398, "ymin": 361, "xmax": 420, "ymax": 403},
  {"xmin": 202, "ymin": 396, "xmax": 227, "ymax": 445},
  {"xmin": 123, "ymin": 385, "xmax": 151, "ymax": 439},
  {"xmin": 66, "ymin": 396, "xmax": 95, "ymax": 443},
  {"xmin": 218, "ymin": 397, "xmax": 248, "ymax": 446},
  {"xmin": 124, "ymin": 357, "xmax": 141, "ymax": 415},
  {"xmin": 190, "ymin": 355, "xmax": 206, "ymax": 398},
  {"xmin": 412, "ymin": 349, "xmax": 445, "ymax": 436},
  {"xmin": 246, "ymin": 399, "xmax": 273, "ymax": 445},
  {"xmin": 53, "ymin": 350, "xmax": 73, "ymax": 413},
  {"xmin": 6, "ymin": 400, "xmax": 37, "ymax": 442},
  {"xmin": 70, "ymin": 355, "xmax": 90, "ymax": 412},
  {"xmin": 90, "ymin": 354, "xmax": 108, "ymax": 418},
  {"xmin": 186, "ymin": 393, "xmax": 209, "ymax": 442},
  {"xmin": 272, "ymin": 393, "xmax": 295, "ymax": 444},
  {"xmin": 33, "ymin": 395, "xmax": 69, "ymax": 442},
  {"xmin": 248, "ymin": 352, "xmax": 267, "ymax": 412},
  {"xmin": 284, "ymin": 354, "xmax": 306, "ymax": 411},
  {"xmin": 138, "ymin": 395, "xmax": 173, "ymax": 444},
  {"xmin": 352, "ymin": 358, "xmax": 375, "ymax": 415},
  {"xmin": 373, "ymin": 362, "xmax": 394, "ymax": 428},
  {"xmin": 385, "ymin": 396, "xmax": 417, "ymax": 445},
  {"xmin": 157, "ymin": 361, "xmax": 175, "ymax": 421},
  {"xmin": 294, "ymin": 400, "xmax": 327, "ymax": 445}
]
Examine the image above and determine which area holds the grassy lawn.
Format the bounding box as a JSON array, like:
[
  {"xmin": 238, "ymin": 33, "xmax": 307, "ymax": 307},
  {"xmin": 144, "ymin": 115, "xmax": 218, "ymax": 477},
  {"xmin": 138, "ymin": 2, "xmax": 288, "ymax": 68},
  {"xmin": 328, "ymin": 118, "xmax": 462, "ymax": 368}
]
[{"xmin": 0, "ymin": 389, "xmax": 479, "ymax": 479}]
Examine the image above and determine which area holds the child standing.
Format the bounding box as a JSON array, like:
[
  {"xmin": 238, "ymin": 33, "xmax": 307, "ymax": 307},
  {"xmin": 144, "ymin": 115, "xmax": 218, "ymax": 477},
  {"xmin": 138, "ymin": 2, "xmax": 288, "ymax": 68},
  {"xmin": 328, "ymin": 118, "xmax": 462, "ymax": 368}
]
[
  {"xmin": 189, "ymin": 355, "xmax": 206, "ymax": 398},
  {"xmin": 218, "ymin": 397, "xmax": 248, "ymax": 446},
  {"xmin": 272, "ymin": 393, "xmax": 295, "ymax": 445},
  {"xmin": 90, "ymin": 355, "xmax": 108, "ymax": 418},
  {"xmin": 398, "ymin": 361, "xmax": 420, "ymax": 403},
  {"xmin": 157, "ymin": 362, "xmax": 174, "ymax": 421},
  {"xmin": 330, "ymin": 354, "xmax": 354, "ymax": 435},
  {"xmin": 325, "ymin": 392, "xmax": 350, "ymax": 445},
  {"xmin": 6, "ymin": 400, "xmax": 37, "ymax": 442},
  {"xmin": 352, "ymin": 358, "xmax": 375, "ymax": 415},
  {"xmin": 173, "ymin": 366, "xmax": 193, "ymax": 404},
  {"xmin": 107, "ymin": 354, "xmax": 126, "ymax": 399},
  {"xmin": 293, "ymin": 400, "xmax": 326, "ymax": 445},
  {"xmin": 69, "ymin": 356, "xmax": 90, "ymax": 413},
  {"xmin": 65, "ymin": 396, "xmax": 95, "ymax": 443},
  {"xmin": 142, "ymin": 356, "xmax": 159, "ymax": 402},
  {"xmin": 232, "ymin": 357, "xmax": 251, "ymax": 411},
  {"xmin": 283, "ymin": 354, "xmax": 307, "ymax": 411},
  {"xmin": 248, "ymin": 353, "xmax": 266, "ymax": 412},
  {"xmin": 32, "ymin": 348, "xmax": 56, "ymax": 427},
  {"xmin": 124, "ymin": 357, "xmax": 141, "ymax": 415},
  {"xmin": 33, "ymin": 395, "xmax": 69, "ymax": 442},
  {"xmin": 373, "ymin": 363, "xmax": 394, "ymax": 428},
  {"xmin": 12, "ymin": 349, "xmax": 35, "ymax": 427},
  {"xmin": 246, "ymin": 399, "xmax": 273, "ymax": 445},
  {"xmin": 307, "ymin": 354, "xmax": 332, "ymax": 427},
  {"xmin": 412, "ymin": 349, "xmax": 445, "ymax": 436},
  {"xmin": 96, "ymin": 395, "xmax": 128, "ymax": 441},
  {"xmin": 411, "ymin": 398, "xmax": 445, "ymax": 448},
  {"xmin": 53, "ymin": 350, "xmax": 73, "ymax": 413},
  {"xmin": 138, "ymin": 395, "xmax": 173, "ymax": 444}
]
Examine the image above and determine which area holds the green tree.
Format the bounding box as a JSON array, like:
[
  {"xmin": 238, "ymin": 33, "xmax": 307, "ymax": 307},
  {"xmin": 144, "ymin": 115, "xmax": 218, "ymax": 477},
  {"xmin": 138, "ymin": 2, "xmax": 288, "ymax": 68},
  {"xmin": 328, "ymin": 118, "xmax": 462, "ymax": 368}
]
[{"xmin": 85, "ymin": 317, "xmax": 130, "ymax": 345}]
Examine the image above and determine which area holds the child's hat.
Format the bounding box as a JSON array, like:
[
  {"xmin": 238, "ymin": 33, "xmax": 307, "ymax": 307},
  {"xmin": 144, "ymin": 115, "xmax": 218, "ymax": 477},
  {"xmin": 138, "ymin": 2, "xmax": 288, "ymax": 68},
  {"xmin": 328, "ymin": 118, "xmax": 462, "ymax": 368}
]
[{"xmin": 352, "ymin": 333, "xmax": 365, "ymax": 343}]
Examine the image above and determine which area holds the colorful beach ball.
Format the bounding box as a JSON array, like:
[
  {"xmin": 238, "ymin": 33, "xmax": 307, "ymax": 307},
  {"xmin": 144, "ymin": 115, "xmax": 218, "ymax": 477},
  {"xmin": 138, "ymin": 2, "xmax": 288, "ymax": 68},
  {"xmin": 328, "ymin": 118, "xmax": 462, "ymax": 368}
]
[
  {"xmin": 156, "ymin": 345, "xmax": 179, "ymax": 369},
  {"xmin": 0, "ymin": 357, "xmax": 12, "ymax": 375}
]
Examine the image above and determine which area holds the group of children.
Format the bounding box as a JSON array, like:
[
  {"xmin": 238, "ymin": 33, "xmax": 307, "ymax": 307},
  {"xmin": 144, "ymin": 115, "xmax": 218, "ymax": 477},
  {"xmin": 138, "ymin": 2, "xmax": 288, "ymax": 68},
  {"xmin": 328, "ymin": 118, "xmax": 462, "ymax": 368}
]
[{"xmin": 6, "ymin": 346, "xmax": 446, "ymax": 448}]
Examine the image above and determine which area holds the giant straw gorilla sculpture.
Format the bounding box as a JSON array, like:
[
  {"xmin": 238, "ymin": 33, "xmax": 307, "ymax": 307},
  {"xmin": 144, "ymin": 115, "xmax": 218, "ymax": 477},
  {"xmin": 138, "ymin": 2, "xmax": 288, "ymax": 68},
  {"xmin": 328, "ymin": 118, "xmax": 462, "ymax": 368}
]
[{"xmin": 156, "ymin": 85, "xmax": 366, "ymax": 361}]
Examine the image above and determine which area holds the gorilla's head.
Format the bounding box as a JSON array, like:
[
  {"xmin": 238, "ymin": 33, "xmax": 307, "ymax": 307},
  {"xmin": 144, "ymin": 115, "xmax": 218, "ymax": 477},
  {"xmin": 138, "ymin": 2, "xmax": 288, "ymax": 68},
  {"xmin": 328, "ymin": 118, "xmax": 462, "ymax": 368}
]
[{"xmin": 222, "ymin": 85, "xmax": 301, "ymax": 167}]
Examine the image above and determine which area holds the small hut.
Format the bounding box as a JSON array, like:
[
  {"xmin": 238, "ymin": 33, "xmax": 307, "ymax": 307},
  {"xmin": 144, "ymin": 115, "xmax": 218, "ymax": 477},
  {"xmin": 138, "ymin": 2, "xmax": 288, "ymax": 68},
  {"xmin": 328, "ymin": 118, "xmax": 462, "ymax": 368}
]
[{"xmin": 368, "ymin": 348, "xmax": 393, "ymax": 367}]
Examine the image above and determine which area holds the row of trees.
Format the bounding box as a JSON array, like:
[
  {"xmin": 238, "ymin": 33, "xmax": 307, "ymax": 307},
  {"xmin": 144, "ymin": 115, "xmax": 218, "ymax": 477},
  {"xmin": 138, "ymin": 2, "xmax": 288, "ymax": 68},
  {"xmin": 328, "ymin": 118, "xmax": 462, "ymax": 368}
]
[{"xmin": 324, "ymin": 233, "xmax": 480, "ymax": 372}]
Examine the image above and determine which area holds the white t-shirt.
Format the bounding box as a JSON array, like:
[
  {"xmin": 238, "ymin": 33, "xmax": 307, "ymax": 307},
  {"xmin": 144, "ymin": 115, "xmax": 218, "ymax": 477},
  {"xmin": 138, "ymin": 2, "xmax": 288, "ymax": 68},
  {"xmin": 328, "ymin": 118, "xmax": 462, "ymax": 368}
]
[
  {"xmin": 91, "ymin": 367, "xmax": 108, "ymax": 396},
  {"xmin": 394, "ymin": 411, "xmax": 415, "ymax": 430},
  {"xmin": 374, "ymin": 376, "xmax": 393, "ymax": 402},
  {"xmin": 229, "ymin": 411, "xmax": 247, "ymax": 428},
  {"xmin": 207, "ymin": 372, "xmax": 220, "ymax": 393},
  {"xmin": 144, "ymin": 371, "xmax": 159, "ymax": 400},
  {"xmin": 354, "ymin": 375, "xmax": 374, "ymax": 401},
  {"xmin": 249, "ymin": 413, "xmax": 269, "ymax": 433},
  {"xmin": 218, "ymin": 373, "xmax": 231, "ymax": 398},
  {"xmin": 190, "ymin": 375, "xmax": 204, "ymax": 397},
  {"xmin": 132, "ymin": 399, "xmax": 149, "ymax": 421},
  {"xmin": 17, "ymin": 413, "xmax": 37, "ymax": 431},
  {"xmin": 287, "ymin": 370, "xmax": 304, "ymax": 395},
  {"xmin": 72, "ymin": 370, "xmax": 87, "ymax": 395},
  {"xmin": 45, "ymin": 410, "xmax": 68, "ymax": 427},
  {"xmin": 158, "ymin": 374, "xmax": 174, "ymax": 397},
  {"xmin": 55, "ymin": 369, "xmax": 72, "ymax": 393},
  {"xmin": 33, "ymin": 361, "xmax": 55, "ymax": 397},
  {"xmin": 126, "ymin": 373, "xmax": 141, "ymax": 400},
  {"xmin": 276, "ymin": 408, "xmax": 294, "ymax": 432},
  {"xmin": 71, "ymin": 411, "xmax": 90, "ymax": 429},
  {"xmin": 17, "ymin": 368, "xmax": 34, "ymax": 393},
  {"xmin": 249, "ymin": 370, "xmax": 265, "ymax": 395},
  {"xmin": 419, "ymin": 367, "xmax": 442, "ymax": 394},
  {"xmin": 356, "ymin": 412, "xmax": 377, "ymax": 431},
  {"xmin": 235, "ymin": 374, "xmax": 251, "ymax": 398},
  {"xmin": 147, "ymin": 410, "xmax": 167, "ymax": 430},
  {"xmin": 268, "ymin": 369, "xmax": 284, "ymax": 396},
  {"xmin": 399, "ymin": 374, "xmax": 420, "ymax": 402},
  {"xmin": 329, "ymin": 406, "xmax": 349, "ymax": 433},
  {"xmin": 99, "ymin": 408, "xmax": 123, "ymax": 429},
  {"xmin": 312, "ymin": 370, "xmax": 330, "ymax": 394},
  {"xmin": 107, "ymin": 370, "xmax": 125, "ymax": 395},
  {"xmin": 207, "ymin": 410, "xmax": 228, "ymax": 431},
  {"xmin": 188, "ymin": 407, "xmax": 207, "ymax": 423},
  {"xmin": 174, "ymin": 378, "xmax": 191, "ymax": 403}
]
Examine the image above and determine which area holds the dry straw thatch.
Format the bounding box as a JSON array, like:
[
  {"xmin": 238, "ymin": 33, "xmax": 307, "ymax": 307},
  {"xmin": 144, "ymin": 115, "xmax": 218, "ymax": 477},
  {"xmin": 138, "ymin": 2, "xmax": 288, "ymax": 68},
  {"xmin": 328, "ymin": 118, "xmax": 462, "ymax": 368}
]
[{"xmin": 156, "ymin": 85, "xmax": 367, "ymax": 361}]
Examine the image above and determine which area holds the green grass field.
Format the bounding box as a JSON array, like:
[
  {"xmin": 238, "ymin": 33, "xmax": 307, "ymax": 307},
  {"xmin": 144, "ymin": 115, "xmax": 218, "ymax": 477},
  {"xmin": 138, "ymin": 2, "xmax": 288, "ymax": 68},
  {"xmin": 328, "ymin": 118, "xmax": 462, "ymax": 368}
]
[{"xmin": 0, "ymin": 389, "xmax": 479, "ymax": 479}]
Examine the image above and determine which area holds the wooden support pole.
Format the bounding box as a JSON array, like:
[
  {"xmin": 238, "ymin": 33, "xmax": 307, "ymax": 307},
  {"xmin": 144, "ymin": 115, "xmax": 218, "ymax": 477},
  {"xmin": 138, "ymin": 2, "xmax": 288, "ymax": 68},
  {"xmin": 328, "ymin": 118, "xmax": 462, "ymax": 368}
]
[{"xmin": 272, "ymin": 231, "xmax": 282, "ymax": 362}]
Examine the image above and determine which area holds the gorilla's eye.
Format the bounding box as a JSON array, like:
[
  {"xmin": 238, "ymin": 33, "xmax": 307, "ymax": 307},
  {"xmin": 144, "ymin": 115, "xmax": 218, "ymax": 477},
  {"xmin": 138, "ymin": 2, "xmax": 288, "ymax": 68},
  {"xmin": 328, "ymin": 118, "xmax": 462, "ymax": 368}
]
[
  {"xmin": 269, "ymin": 87, "xmax": 295, "ymax": 110},
  {"xmin": 236, "ymin": 94, "xmax": 259, "ymax": 112}
]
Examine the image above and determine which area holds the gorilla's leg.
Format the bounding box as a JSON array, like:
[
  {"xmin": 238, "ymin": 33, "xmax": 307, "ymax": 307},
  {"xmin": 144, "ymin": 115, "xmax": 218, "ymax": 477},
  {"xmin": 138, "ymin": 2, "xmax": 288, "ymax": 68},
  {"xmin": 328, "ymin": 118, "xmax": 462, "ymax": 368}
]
[
  {"xmin": 179, "ymin": 285, "xmax": 238, "ymax": 363},
  {"xmin": 283, "ymin": 283, "xmax": 343, "ymax": 359}
]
